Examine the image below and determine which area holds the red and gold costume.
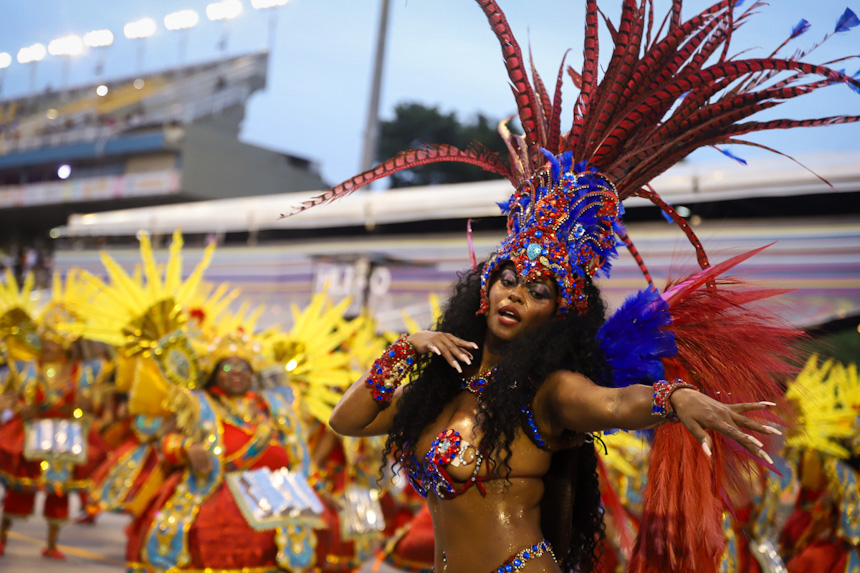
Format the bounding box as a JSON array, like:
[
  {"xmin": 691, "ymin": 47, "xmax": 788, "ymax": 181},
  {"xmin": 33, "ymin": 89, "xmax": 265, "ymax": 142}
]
[
  {"xmin": 0, "ymin": 357, "xmax": 107, "ymax": 520},
  {"xmin": 126, "ymin": 378, "xmax": 314, "ymax": 572},
  {"xmin": 0, "ymin": 270, "xmax": 109, "ymax": 558}
]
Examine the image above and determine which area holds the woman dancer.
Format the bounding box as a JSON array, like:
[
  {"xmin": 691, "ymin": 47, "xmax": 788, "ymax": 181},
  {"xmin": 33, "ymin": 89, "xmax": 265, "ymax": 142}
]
[
  {"xmin": 0, "ymin": 276, "xmax": 107, "ymax": 560},
  {"xmin": 297, "ymin": 2, "xmax": 860, "ymax": 571},
  {"xmin": 125, "ymin": 331, "xmax": 314, "ymax": 573}
]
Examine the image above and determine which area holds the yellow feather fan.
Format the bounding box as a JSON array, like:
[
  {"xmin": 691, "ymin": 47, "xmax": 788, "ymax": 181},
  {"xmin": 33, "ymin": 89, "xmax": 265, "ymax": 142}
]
[
  {"xmin": 260, "ymin": 291, "xmax": 362, "ymax": 426},
  {"xmin": 785, "ymin": 354, "xmax": 860, "ymax": 459},
  {"xmin": 65, "ymin": 230, "xmax": 215, "ymax": 415}
]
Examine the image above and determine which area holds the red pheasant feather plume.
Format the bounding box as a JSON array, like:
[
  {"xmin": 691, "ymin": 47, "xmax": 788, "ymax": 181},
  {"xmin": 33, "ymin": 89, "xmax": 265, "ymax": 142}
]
[{"xmin": 286, "ymin": 0, "xmax": 860, "ymax": 278}]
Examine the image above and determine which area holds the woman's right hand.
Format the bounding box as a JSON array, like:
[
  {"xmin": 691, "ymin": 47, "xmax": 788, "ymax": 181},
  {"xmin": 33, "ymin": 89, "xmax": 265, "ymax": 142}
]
[
  {"xmin": 407, "ymin": 331, "xmax": 478, "ymax": 374},
  {"xmin": 186, "ymin": 442, "xmax": 214, "ymax": 475}
]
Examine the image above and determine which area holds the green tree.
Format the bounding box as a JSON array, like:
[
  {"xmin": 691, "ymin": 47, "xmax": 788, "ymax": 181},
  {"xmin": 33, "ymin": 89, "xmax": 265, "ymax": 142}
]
[{"xmin": 376, "ymin": 102, "xmax": 509, "ymax": 188}]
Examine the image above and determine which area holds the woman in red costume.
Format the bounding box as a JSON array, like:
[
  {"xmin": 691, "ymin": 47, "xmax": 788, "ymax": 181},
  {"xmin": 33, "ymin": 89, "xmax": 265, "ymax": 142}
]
[
  {"xmin": 292, "ymin": 2, "xmax": 860, "ymax": 571},
  {"xmin": 0, "ymin": 306, "xmax": 107, "ymax": 559},
  {"xmin": 126, "ymin": 331, "xmax": 317, "ymax": 573}
]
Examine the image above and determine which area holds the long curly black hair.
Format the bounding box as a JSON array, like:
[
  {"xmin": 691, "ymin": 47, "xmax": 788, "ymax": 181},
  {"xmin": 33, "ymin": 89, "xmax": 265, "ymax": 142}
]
[{"xmin": 383, "ymin": 263, "xmax": 610, "ymax": 572}]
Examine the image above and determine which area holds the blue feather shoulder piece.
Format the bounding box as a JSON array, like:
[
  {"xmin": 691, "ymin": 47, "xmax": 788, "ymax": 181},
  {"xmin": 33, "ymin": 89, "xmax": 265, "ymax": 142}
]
[{"xmin": 595, "ymin": 287, "xmax": 677, "ymax": 388}]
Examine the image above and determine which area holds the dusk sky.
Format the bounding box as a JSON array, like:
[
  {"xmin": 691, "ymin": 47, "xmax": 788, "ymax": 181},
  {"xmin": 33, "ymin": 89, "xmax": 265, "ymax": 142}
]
[{"xmin": 1, "ymin": 0, "xmax": 858, "ymax": 188}]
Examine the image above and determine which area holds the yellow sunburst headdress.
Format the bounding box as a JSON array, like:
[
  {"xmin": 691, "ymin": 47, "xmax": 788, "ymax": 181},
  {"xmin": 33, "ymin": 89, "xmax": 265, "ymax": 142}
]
[
  {"xmin": 785, "ymin": 354, "xmax": 860, "ymax": 459},
  {"xmin": 0, "ymin": 270, "xmax": 41, "ymax": 360},
  {"xmin": 261, "ymin": 291, "xmax": 361, "ymax": 425},
  {"xmin": 68, "ymin": 230, "xmax": 215, "ymax": 415},
  {"xmin": 36, "ymin": 270, "xmax": 97, "ymax": 350},
  {"xmin": 70, "ymin": 230, "xmax": 214, "ymax": 355}
]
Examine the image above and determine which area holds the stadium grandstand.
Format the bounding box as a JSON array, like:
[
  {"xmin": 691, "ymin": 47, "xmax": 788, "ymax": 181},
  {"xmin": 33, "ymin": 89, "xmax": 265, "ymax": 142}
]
[
  {"xmin": 51, "ymin": 151, "xmax": 860, "ymax": 335},
  {"xmin": 0, "ymin": 50, "xmax": 326, "ymax": 287}
]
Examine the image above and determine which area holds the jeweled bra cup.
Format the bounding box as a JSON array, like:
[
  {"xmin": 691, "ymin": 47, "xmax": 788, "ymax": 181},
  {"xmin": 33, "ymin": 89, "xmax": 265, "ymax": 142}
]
[{"xmin": 403, "ymin": 429, "xmax": 487, "ymax": 499}]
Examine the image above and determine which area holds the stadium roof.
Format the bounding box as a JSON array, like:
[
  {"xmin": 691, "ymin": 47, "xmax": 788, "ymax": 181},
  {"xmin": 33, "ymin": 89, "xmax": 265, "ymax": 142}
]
[{"xmin": 55, "ymin": 151, "xmax": 860, "ymax": 237}]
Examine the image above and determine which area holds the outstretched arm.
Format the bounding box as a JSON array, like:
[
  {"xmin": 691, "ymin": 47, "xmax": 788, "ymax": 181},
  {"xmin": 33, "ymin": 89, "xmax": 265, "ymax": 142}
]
[
  {"xmin": 538, "ymin": 370, "xmax": 781, "ymax": 461},
  {"xmin": 329, "ymin": 331, "xmax": 478, "ymax": 438}
]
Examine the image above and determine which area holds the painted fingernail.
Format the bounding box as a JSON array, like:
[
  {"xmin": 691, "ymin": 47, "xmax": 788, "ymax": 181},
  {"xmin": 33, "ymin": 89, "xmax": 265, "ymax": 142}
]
[
  {"xmin": 471, "ymin": 343, "xmax": 479, "ymax": 349},
  {"xmin": 748, "ymin": 435, "xmax": 764, "ymax": 448},
  {"xmin": 702, "ymin": 442, "xmax": 712, "ymax": 457},
  {"xmin": 429, "ymin": 345, "xmax": 441, "ymax": 355},
  {"xmin": 764, "ymin": 425, "xmax": 783, "ymax": 436},
  {"xmin": 760, "ymin": 450, "xmax": 774, "ymax": 465},
  {"xmin": 760, "ymin": 401, "xmax": 777, "ymax": 407},
  {"xmin": 461, "ymin": 354, "xmax": 472, "ymax": 365},
  {"xmin": 451, "ymin": 361, "xmax": 462, "ymax": 374}
]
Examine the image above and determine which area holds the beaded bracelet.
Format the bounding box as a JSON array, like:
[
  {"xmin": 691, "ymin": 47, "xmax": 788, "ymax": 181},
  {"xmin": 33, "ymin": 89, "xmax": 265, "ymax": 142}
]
[
  {"xmin": 652, "ymin": 378, "xmax": 697, "ymax": 422},
  {"xmin": 365, "ymin": 335, "xmax": 417, "ymax": 402}
]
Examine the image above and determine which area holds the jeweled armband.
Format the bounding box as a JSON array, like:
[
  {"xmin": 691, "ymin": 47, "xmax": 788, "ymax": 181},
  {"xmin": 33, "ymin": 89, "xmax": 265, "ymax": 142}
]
[
  {"xmin": 365, "ymin": 335, "xmax": 416, "ymax": 402},
  {"xmin": 652, "ymin": 378, "xmax": 697, "ymax": 422}
]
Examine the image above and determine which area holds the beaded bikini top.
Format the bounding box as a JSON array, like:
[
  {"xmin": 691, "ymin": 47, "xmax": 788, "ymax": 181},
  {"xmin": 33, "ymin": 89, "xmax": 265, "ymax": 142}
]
[
  {"xmin": 401, "ymin": 429, "xmax": 489, "ymax": 499},
  {"xmin": 401, "ymin": 411, "xmax": 551, "ymax": 499}
]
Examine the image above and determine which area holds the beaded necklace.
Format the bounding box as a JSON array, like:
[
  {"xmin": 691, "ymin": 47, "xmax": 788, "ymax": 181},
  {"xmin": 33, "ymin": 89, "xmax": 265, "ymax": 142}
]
[{"xmin": 460, "ymin": 366, "xmax": 497, "ymax": 399}]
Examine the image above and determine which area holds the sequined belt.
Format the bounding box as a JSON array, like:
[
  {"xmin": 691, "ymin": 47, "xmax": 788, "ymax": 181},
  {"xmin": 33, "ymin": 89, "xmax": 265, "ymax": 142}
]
[{"xmin": 492, "ymin": 539, "xmax": 555, "ymax": 573}]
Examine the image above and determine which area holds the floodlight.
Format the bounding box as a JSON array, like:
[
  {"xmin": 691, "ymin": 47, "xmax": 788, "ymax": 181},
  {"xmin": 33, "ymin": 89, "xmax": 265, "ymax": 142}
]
[
  {"xmin": 83, "ymin": 29, "xmax": 114, "ymax": 48},
  {"xmin": 165, "ymin": 10, "xmax": 200, "ymax": 31},
  {"xmin": 48, "ymin": 35, "xmax": 84, "ymax": 57},
  {"xmin": 251, "ymin": 0, "xmax": 288, "ymax": 8},
  {"xmin": 124, "ymin": 18, "xmax": 157, "ymax": 40},
  {"xmin": 17, "ymin": 43, "xmax": 46, "ymax": 64},
  {"xmin": 207, "ymin": 0, "xmax": 243, "ymax": 21}
]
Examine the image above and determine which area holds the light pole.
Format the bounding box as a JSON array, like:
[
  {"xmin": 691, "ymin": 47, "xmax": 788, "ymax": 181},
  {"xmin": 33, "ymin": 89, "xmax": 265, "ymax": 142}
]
[
  {"xmin": 164, "ymin": 10, "xmax": 200, "ymax": 67},
  {"xmin": 360, "ymin": 0, "xmax": 391, "ymax": 174},
  {"xmin": 47, "ymin": 34, "xmax": 84, "ymax": 93},
  {"xmin": 123, "ymin": 18, "xmax": 157, "ymax": 74},
  {"xmin": 251, "ymin": 0, "xmax": 289, "ymax": 51},
  {"xmin": 16, "ymin": 43, "xmax": 46, "ymax": 94},
  {"xmin": 0, "ymin": 53, "xmax": 11, "ymax": 98},
  {"xmin": 207, "ymin": 0, "xmax": 244, "ymax": 56},
  {"xmin": 83, "ymin": 29, "xmax": 114, "ymax": 79}
]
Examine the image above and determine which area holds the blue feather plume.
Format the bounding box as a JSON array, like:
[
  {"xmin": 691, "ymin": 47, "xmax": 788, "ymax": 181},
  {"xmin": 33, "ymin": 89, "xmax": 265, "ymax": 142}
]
[
  {"xmin": 717, "ymin": 147, "xmax": 748, "ymax": 165},
  {"xmin": 791, "ymin": 19, "xmax": 811, "ymax": 39},
  {"xmin": 835, "ymin": 8, "xmax": 859, "ymax": 34},
  {"xmin": 595, "ymin": 287, "xmax": 677, "ymax": 389}
]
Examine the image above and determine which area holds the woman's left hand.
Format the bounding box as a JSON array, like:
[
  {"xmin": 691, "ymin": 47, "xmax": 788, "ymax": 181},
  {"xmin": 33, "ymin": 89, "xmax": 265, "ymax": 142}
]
[{"xmin": 669, "ymin": 389, "xmax": 781, "ymax": 462}]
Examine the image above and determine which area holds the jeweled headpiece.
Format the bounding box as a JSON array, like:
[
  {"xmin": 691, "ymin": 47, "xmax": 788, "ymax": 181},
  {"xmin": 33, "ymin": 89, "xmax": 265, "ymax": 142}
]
[{"xmin": 479, "ymin": 151, "xmax": 623, "ymax": 315}]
